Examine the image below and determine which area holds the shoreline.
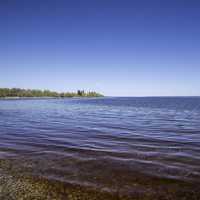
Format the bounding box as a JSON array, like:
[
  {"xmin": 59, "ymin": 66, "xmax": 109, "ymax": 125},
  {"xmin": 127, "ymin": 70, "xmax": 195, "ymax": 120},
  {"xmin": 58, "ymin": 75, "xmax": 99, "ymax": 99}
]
[
  {"xmin": 0, "ymin": 157, "xmax": 200, "ymax": 200},
  {"xmin": 0, "ymin": 96, "xmax": 63, "ymax": 100},
  {"xmin": 0, "ymin": 88, "xmax": 104, "ymax": 99},
  {"xmin": 0, "ymin": 96, "xmax": 104, "ymax": 100}
]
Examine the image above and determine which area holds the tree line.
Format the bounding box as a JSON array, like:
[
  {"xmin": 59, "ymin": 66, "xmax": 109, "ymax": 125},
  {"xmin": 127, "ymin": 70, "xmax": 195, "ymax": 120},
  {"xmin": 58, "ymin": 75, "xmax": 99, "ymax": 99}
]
[{"xmin": 0, "ymin": 88, "xmax": 103, "ymax": 98}]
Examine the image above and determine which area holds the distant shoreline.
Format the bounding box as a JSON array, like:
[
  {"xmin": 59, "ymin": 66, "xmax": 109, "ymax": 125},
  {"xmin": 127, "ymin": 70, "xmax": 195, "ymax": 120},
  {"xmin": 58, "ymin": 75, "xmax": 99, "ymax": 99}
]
[
  {"xmin": 0, "ymin": 96, "xmax": 103, "ymax": 100},
  {"xmin": 0, "ymin": 88, "xmax": 104, "ymax": 98},
  {"xmin": 0, "ymin": 96, "xmax": 59, "ymax": 100}
]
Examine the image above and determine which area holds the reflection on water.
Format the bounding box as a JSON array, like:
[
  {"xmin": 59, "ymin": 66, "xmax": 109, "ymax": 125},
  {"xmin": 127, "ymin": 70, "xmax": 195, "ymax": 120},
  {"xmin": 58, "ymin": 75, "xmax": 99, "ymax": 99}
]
[{"xmin": 0, "ymin": 97, "xmax": 200, "ymax": 198}]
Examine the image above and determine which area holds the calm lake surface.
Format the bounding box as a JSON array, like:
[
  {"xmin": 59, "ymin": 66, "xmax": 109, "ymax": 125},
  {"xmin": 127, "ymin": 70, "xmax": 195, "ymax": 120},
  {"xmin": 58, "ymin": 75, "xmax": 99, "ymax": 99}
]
[{"xmin": 0, "ymin": 97, "xmax": 200, "ymax": 198}]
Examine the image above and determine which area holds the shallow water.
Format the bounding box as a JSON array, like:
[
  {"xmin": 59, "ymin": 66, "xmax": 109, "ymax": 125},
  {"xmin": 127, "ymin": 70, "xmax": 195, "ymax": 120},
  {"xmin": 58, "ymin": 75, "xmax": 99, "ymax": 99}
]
[{"xmin": 0, "ymin": 97, "xmax": 200, "ymax": 198}]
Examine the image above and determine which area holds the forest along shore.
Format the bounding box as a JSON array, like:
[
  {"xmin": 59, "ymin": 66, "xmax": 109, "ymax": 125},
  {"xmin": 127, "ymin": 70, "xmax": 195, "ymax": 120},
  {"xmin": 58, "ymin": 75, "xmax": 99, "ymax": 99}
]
[{"xmin": 0, "ymin": 88, "xmax": 103, "ymax": 98}]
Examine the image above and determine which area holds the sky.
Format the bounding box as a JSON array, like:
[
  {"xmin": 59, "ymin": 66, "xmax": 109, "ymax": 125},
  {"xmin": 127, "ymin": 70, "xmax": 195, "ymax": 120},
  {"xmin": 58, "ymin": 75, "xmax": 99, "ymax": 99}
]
[{"xmin": 0, "ymin": 0, "xmax": 200, "ymax": 96}]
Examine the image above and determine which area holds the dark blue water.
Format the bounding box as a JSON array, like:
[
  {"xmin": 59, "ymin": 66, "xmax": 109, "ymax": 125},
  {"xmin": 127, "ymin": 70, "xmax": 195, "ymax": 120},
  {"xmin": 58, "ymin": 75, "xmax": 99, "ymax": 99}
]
[{"xmin": 0, "ymin": 97, "xmax": 200, "ymax": 188}]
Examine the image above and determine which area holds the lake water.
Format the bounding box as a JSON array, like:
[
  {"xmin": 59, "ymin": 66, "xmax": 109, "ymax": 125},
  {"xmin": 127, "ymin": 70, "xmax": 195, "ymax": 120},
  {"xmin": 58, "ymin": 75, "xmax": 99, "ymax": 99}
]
[{"xmin": 0, "ymin": 97, "xmax": 200, "ymax": 199}]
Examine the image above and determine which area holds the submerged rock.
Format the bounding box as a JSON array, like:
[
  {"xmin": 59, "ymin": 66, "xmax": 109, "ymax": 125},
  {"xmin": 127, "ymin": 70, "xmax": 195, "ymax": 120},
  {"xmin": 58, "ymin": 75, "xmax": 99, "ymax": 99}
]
[{"xmin": 0, "ymin": 158, "xmax": 200, "ymax": 200}]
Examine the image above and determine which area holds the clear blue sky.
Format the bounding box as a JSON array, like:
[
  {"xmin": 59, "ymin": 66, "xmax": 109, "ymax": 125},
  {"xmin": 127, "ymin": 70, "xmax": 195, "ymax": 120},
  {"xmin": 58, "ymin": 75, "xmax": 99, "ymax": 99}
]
[{"xmin": 0, "ymin": 0, "xmax": 200, "ymax": 96}]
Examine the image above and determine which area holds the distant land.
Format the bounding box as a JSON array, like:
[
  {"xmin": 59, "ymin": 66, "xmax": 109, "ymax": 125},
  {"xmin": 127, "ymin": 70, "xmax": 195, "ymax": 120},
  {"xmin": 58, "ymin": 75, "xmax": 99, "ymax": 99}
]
[{"xmin": 0, "ymin": 88, "xmax": 103, "ymax": 98}]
